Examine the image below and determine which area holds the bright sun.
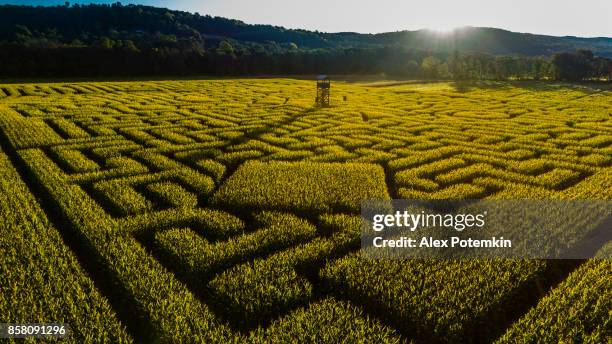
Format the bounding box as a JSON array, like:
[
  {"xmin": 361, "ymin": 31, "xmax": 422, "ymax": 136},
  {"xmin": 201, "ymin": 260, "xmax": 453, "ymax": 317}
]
[{"xmin": 426, "ymin": 23, "xmax": 462, "ymax": 33}]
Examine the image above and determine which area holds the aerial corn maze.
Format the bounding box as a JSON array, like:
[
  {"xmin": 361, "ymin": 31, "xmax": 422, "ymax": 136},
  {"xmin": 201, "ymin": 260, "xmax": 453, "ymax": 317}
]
[{"xmin": 0, "ymin": 79, "xmax": 610, "ymax": 343}]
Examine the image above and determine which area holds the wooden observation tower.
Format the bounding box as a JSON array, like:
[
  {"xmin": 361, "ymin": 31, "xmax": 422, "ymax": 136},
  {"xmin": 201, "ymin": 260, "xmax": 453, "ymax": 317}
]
[{"xmin": 315, "ymin": 75, "xmax": 330, "ymax": 106}]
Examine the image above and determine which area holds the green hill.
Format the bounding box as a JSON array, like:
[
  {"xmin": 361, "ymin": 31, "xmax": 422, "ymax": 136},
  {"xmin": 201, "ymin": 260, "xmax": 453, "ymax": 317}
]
[{"xmin": 1, "ymin": 3, "xmax": 611, "ymax": 57}]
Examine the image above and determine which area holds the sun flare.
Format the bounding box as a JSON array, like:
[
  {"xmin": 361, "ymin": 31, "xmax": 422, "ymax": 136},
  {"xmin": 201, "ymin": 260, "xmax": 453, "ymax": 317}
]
[{"xmin": 425, "ymin": 24, "xmax": 462, "ymax": 34}]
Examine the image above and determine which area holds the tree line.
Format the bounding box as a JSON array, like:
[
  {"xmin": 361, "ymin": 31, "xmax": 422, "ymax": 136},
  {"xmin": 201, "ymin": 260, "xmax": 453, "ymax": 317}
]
[
  {"xmin": 1, "ymin": 43, "xmax": 610, "ymax": 81},
  {"xmin": 0, "ymin": 3, "xmax": 610, "ymax": 81}
]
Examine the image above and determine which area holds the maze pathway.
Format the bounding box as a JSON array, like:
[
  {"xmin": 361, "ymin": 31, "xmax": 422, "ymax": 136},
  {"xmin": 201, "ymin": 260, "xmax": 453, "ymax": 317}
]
[{"xmin": 0, "ymin": 79, "xmax": 610, "ymax": 343}]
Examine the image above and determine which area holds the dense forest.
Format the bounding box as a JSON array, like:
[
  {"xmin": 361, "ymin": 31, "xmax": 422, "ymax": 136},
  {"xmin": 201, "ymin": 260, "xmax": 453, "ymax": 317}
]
[{"xmin": 0, "ymin": 3, "xmax": 611, "ymax": 80}]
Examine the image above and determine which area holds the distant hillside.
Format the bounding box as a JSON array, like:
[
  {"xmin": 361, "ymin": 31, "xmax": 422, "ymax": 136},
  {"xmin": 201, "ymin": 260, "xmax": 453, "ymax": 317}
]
[
  {"xmin": 337, "ymin": 28, "xmax": 612, "ymax": 57},
  {"xmin": 0, "ymin": 3, "xmax": 610, "ymax": 79},
  {"xmin": 1, "ymin": 3, "xmax": 611, "ymax": 57}
]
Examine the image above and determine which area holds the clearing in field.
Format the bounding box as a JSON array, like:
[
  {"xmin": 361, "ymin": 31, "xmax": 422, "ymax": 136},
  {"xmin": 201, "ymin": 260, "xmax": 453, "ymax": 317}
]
[{"xmin": 0, "ymin": 79, "xmax": 610, "ymax": 343}]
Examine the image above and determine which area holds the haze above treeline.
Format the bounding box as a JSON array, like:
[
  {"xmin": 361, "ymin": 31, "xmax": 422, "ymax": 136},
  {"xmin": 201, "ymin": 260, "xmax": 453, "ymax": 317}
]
[
  {"xmin": 0, "ymin": 3, "xmax": 610, "ymax": 80},
  {"xmin": 2, "ymin": 3, "xmax": 611, "ymax": 56}
]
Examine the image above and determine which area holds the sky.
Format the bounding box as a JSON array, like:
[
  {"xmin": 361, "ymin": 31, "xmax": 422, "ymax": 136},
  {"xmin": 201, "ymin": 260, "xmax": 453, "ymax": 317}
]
[{"xmin": 4, "ymin": 0, "xmax": 612, "ymax": 37}]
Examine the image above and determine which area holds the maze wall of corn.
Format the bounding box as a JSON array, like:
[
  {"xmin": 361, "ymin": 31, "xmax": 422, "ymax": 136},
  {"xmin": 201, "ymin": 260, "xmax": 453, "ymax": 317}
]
[{"xmin": 0, "ymin": 79, "xmax": 610, "ymax": 343}]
